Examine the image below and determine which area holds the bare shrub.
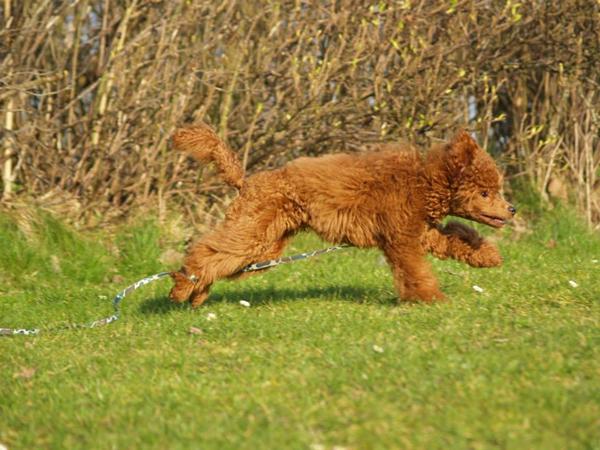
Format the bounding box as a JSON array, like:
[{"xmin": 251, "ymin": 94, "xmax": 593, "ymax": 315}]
[{"xmin": 1, "ymin": 0, "xmax": 598, "ymax": 226}]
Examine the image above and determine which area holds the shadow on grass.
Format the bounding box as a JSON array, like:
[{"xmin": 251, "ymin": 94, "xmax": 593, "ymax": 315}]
[{"xmin": 138, "ymin": 284, "xmax": 394, "ymax": 315}]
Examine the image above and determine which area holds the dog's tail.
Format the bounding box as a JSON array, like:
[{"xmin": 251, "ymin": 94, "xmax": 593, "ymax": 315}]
[{"xmin": 171, "ymin": 123, "xmax": 245, "ymax": 189}]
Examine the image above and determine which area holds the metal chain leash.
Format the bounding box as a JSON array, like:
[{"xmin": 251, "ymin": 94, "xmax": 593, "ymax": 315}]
[
  {"xmin": 1, "ymin": 245, "xmax": 348, "ymax": 337},
  {"xmin": 241, "ymin": 245, "xmax": 347, "ymax": 272},
  {"xmin": 0, "ymin": 271, "xmax": 171, "ymax": 337}
]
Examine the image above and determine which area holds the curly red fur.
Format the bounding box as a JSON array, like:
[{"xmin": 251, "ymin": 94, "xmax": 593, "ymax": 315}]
[
  {"xmin": 172, "ymin": 124, "xmax": 245, "ymax": 189},
  {"xmin": 169, "ymin": 124, "xmax": 515, "ymax": 307}
]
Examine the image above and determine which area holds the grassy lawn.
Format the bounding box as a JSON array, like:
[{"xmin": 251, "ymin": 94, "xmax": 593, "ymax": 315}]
[{"xmin": 1, "ymin": 208, "xmax": 599, "ymax": 449}]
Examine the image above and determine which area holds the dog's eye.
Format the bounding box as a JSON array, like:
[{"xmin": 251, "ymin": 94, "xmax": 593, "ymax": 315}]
[{"xmin": 481, "ymin": 191, "xmax": 489, "ymax": 198}]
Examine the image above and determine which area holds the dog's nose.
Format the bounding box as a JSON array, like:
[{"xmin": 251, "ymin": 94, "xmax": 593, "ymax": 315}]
[{"xmin": 508, "ymin": 205, "xmax": 516, "ymax": 216}]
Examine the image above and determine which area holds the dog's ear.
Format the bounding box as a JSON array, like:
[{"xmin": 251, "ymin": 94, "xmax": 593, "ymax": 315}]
[{"xmin": 445, "ymin": 129, "xmax": 478, "ymax": 175}]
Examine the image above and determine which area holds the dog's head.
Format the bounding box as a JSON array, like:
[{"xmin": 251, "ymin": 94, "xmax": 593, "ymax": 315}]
[{"xmin": 443, "ymin": 130, "xmax": 516, "ymax": 228}]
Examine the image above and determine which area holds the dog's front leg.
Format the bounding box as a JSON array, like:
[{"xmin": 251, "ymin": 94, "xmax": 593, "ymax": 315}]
[
  {"xmin": 423, "ymin": 221, "xmax": 502, "ymax": 268},
  {"xmin": 381, "ymin": 241, "xmax": 445, "ymax": 302}
]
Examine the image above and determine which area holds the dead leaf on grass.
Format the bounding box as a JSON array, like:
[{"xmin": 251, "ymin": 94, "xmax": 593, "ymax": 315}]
[
  {"xmin": 14, "ymin": 367, "xmax": 36, "ymax": 379},
  {"xmin": 111, "ymin": 274, "xmax": 124, "ymax": 283}
]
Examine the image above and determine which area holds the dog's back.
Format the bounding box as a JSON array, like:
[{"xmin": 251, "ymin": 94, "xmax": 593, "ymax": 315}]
[
  {"xmin": 281, "ymin": 148, "xmax": 425, "ymax": 246},
  {"xmin": 284, "ymin": 147, "xmax": 422, "ymax": 201}
]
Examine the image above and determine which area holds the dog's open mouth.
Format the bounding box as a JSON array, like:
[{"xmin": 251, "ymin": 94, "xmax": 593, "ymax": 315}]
[{"xmin": 476, "ymin": 214, "xmax": 508, "ymax": 228}]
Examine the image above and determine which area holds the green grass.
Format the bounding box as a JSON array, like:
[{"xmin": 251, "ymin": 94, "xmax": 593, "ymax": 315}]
[{"xmin": 1, "ymin": 208, "xmax": 599, "ymax": 450}]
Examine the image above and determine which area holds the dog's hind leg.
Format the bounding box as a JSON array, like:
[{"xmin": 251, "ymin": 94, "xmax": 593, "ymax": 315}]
[
  {"xmin": 181, "ymin": 236, "xmax": 294, "ymax": 307},
  {"xmin": 185, "ymin": 235, "xmax": 293, "ymax": 308},
  {"xmin": 170, "ymin": 194, "xmax": 303, "ymax": 307},
  {"xmin": 170, "ymin": 236, "xmax": 254, "ymax": 307},
  {"xmin": 226, "ymin": 235, "xmax": 292, "ymax": 281}
]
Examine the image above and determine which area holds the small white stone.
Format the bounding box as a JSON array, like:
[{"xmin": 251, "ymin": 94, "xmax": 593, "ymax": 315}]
[
  {"xmin": 206, "ymin": 312, "xmax": 217, "ymax": 321},
  {"xmin": 372, "ymin": 345, "xmax": 384, "ymax": 353},
  {"xmin": 0, "ymin": 443, "xmax": 8, "ymax": 450},
  {"xmin": 472, "ymin": 285, "xmax": 484, "ymax": 293},
  {"xmin": 592, "ymin": 259, "xmax": 598, "ymax": 264},
  {"xmin": 239, "ymin": 300, "xmax": 251, "ymax": 307},
  {"xmin": 568, "ymin": 280, "xmax": 578, "ymax": 288}
]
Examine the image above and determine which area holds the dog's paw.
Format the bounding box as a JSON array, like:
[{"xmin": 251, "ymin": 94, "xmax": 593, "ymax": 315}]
[
  {"xmin": 470, "ymin": 241, "xmax": 503, "ymax": 267},
  {"xmin": 169, "ymin": 272, "xmax": 195, "ymax": 303},
  {"xmin": 190, "ymin": 289, "xmax": 209, "ymax": 308}
]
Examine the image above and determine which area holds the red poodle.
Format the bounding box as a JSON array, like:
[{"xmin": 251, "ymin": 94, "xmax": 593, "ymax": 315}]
[{"xmin": 169, "ymin": 124, "xmax": 515, "ymax": 307}]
